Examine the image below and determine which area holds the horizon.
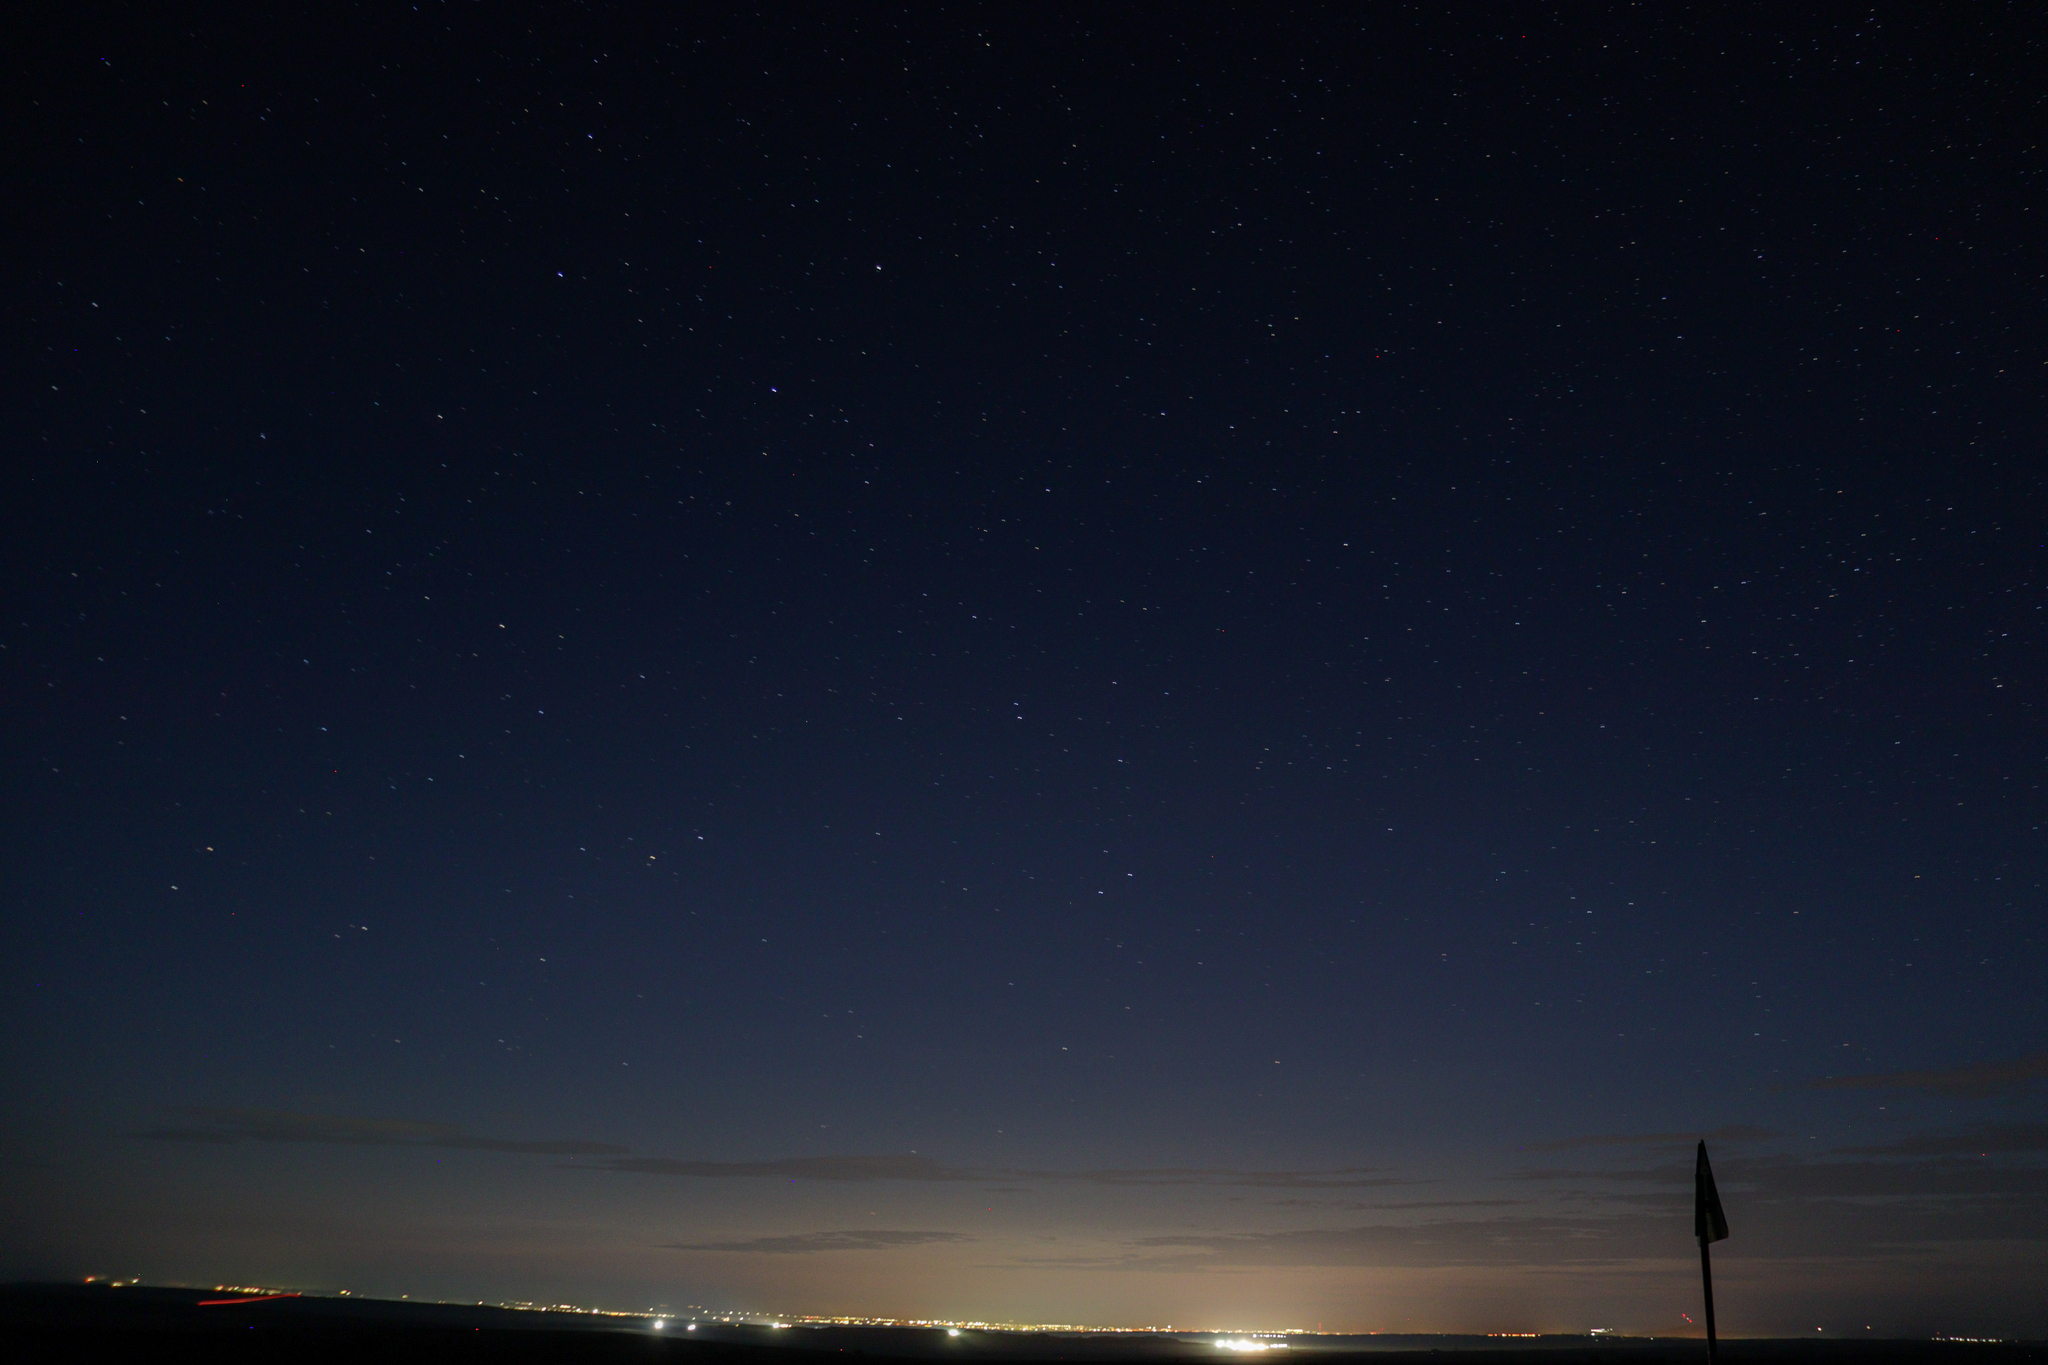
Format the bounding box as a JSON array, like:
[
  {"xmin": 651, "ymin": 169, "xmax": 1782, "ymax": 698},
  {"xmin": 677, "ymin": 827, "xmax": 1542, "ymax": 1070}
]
[{"xmin": 23, "ymin": 1279, "xmax": 2031, "ymax": 1342}]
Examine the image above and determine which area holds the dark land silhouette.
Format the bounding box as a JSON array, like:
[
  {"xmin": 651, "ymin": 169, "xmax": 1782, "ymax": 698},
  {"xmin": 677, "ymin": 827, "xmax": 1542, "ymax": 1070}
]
[{"xmin": 5, "ymin": 1285, "xmax": 2040, "ymax": 1365}]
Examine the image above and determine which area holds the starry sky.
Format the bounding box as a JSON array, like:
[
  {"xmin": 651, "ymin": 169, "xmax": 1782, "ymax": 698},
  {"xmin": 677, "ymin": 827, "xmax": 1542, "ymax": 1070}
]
[{"xmin": 6, "ymin": 0, "xmax": 2046, "ymax": 1339}]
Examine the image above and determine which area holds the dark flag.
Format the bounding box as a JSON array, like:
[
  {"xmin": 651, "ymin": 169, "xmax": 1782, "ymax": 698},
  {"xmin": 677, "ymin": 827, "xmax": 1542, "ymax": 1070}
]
[
  {"xmin": 1695, "ymin": 1141, "xmax": 1729, "ymax": 1243},
  {"xmin": 1695, "ymin": 1140, "xmax": 1728, "ymax": 1363}
]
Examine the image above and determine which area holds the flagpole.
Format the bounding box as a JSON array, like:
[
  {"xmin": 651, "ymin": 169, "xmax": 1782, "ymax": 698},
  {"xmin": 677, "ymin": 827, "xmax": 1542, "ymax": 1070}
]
[
  {"xmin": 1699, "ymin": 1232, "xmax": 1718, "ymax": 1365},
  {"xmin": 1694, "ymin": 1140, "xmax": 1728, "ymax": 1365}
]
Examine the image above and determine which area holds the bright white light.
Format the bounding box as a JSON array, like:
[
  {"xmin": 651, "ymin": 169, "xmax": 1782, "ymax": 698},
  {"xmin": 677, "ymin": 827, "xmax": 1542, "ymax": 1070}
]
[
  {"xmin": 949, "ymin": 1329, "xmax": 962, "ymax": 1337},
  {"xmin": 687, "ymin": 1324, "xmax": 697, "ymax": 1331},
  {"xmin": 1215, "ymin": 1340, "xmax": 1272, "ymax": 1352},
  {"xmin": 653, "ymin": 1321, "xmax": 665, "ymax": 1330}
]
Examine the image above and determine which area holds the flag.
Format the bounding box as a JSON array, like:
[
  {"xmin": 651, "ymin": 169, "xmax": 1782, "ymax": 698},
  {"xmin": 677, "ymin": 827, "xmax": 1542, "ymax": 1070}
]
[{"xmin": 1695, "ymin": 1140, "xmax": 1729, "ymax": 1243}]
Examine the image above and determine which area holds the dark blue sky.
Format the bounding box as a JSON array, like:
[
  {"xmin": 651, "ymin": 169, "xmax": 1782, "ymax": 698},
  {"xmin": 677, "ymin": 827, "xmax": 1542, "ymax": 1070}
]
[{"xmin": 6, "ymin": 0, "xmax": 2045, "ymax": 1336}]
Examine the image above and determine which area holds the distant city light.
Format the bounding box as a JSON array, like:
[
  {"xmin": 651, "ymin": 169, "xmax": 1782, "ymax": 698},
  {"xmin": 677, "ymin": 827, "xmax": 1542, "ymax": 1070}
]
[
  {"xmin": 949, "ymin": 1328, "xmax": 962, "ymax": 1337},
  {"xmin": 653, "ymin": 1320, "xmax": 665, "ymax": 1330},
  {"xmin": 1215, "ymin": 1340, "xmax": 1285, "ymax": 1352}
]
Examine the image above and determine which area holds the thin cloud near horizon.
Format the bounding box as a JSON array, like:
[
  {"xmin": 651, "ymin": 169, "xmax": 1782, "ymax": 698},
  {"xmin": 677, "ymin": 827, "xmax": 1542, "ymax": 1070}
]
[
  {"xmin": 592, "ymin": 1153, "xmax": 1406, "ymax": 1188},
  {"xmin": 1832, "ymin": 1123, "xmax": 2048, "ymax": 1157},
  {"xmin": 1806, "ymin": 1052, "xmax": 2048, "ymax": 1099},
  {"xmin": 137, "ymin": 1107, "xmax": 626, "ymax": 1155},
  {"xmin": 134, "ymin": 1108, "xmax": 1400, "ymax": 1188},
  {"xmin": 666, "ymin": 1229, "xmax": 973, "ymax": 1254},
  {"xmin": 1523, "ymin": 1124, "xmax": 1775, "ymax": 1152}
]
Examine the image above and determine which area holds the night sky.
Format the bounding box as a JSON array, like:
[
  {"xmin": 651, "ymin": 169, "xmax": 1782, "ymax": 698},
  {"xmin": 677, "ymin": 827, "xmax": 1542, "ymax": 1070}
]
[{"xmin": 6, "ymin": 1, "xmax": 2046, "ymax": 1338}]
